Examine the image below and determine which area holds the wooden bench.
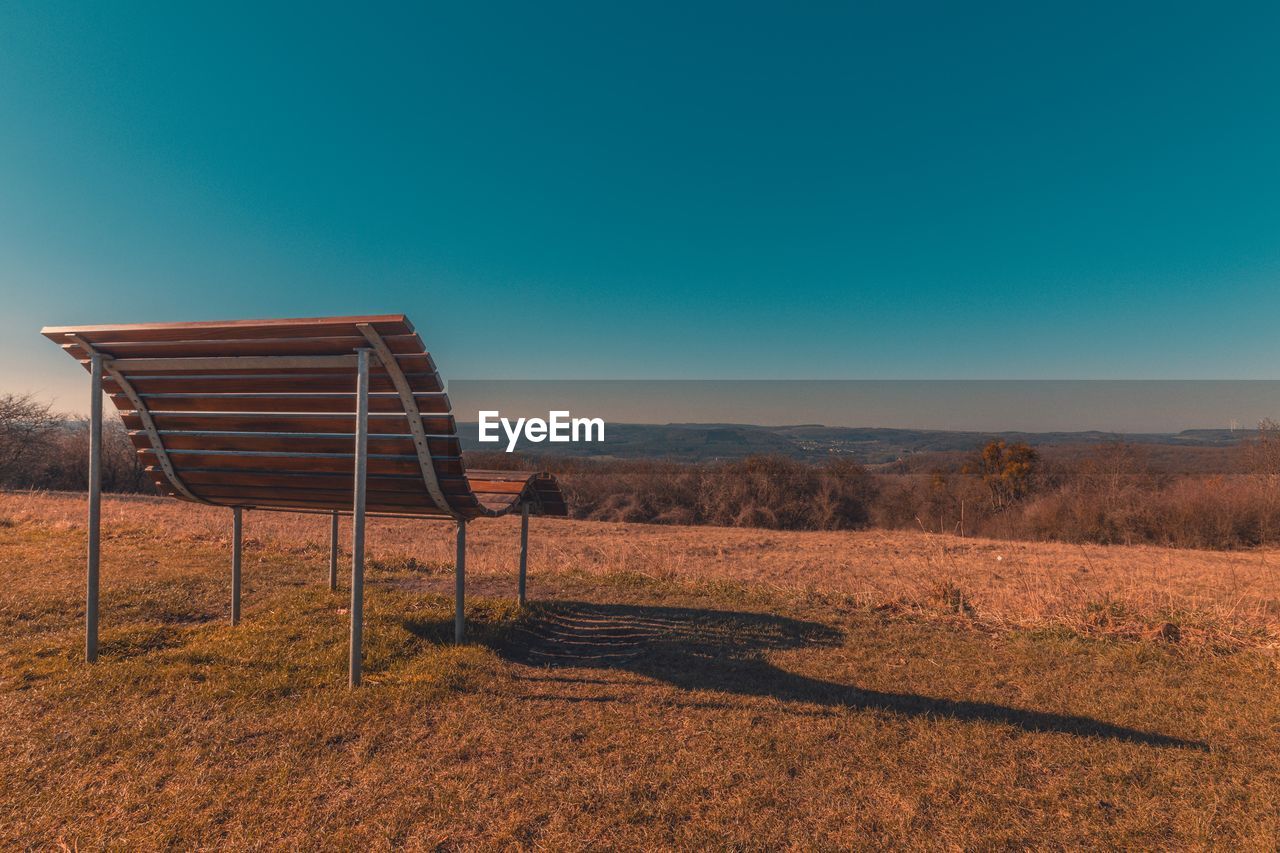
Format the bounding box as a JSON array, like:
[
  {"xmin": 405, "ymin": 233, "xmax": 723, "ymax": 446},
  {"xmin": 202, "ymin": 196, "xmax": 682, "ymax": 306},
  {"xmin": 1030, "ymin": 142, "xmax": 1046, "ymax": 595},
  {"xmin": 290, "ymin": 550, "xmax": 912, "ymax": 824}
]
[{"xmin": 43, "ymin": 314, "xmax": 567, "ymax": 686}]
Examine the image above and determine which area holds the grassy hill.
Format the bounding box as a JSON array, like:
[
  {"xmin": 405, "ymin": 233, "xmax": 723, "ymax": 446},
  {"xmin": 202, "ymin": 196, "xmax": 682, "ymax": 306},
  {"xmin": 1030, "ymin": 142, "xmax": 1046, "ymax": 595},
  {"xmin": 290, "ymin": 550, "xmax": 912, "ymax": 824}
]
[{"xmin": 1, "ymin": 492, "xmax": 1277, "ymax": 847}]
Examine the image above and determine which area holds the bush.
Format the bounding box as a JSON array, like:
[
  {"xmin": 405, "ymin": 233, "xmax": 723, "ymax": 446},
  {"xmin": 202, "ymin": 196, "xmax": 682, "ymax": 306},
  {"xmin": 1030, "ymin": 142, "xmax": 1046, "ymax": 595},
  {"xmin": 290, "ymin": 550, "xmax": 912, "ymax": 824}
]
[
  {"xmin": 478, "ymin": 439, "xmax": 1280, "ymax": 547},
  {"xmin": 0, "ymin": 394, "xmax": 148, "ymax": 494},
  {"xmin": 510, "ymin": 454, "xmax": 879, "ymax": 531},
  {"xmin": 12, "ymin": 398, "xmax": 1280, "ymax": 549}
]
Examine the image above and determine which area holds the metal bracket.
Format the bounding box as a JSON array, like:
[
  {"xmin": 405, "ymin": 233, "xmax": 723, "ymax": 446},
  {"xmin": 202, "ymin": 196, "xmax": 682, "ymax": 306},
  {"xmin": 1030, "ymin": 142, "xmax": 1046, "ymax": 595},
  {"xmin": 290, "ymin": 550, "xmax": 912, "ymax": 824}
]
[
  {"xmin": 66, "ymin": 335, "xmax": 211, "ymax": 505},
  {"xmin": 356, "ymin": 324, "xmax": 459, "ymax": 518}
]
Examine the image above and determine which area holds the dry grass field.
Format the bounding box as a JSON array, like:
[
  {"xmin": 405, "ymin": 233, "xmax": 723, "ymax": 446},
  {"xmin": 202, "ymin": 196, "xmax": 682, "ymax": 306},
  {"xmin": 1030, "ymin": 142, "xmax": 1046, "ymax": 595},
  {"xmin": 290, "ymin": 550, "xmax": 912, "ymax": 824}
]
[{"xmin": 2, "ymin": 490, "xmax": 1279, "ymax": 848}]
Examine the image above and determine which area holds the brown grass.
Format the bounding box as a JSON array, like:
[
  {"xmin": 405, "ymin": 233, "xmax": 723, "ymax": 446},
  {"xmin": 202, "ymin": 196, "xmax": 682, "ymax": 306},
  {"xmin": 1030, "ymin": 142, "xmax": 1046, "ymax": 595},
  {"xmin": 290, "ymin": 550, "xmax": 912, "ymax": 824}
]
[
  {"xmin": 2, "ymin": 491, "xmax": 1279, "ymax": 848},
  {"xmin": 6, "ymin": 490, "xmax": 1277, "ymax": 647}
]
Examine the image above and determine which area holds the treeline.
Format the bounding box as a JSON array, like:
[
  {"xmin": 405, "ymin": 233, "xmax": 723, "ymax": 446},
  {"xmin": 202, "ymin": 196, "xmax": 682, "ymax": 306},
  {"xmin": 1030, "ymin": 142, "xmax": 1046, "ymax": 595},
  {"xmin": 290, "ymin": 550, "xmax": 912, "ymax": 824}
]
[
  {"xmin": 0, "ymin": 394, "xmax": 150, "ymax": 493},
  {"xmin": 469, "ymin": 426, "xmax": 1280, "ymax": 550},
  {"xmin": 872, "ymin": 437, "xmax": 1280, "ymax": 549},
  {"xmin": 518, "ymin": 455, "xmax": 879, "ymax": 531},
  {"xmin": 6, "ymin": 391, "xmax": 1280, "ymax": 549}
]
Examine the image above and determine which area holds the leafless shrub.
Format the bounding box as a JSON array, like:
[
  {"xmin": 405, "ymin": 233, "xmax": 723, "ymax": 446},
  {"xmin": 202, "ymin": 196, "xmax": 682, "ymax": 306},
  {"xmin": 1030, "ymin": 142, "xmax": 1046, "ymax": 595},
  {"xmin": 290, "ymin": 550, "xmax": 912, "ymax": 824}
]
[
  {"xmin": 482, "ymin": 453, "xmax": 879, "ymax": 531},
  {"xmin": 466, "ymin": 435, "xmax": 1280, "ymax": 547},
  {"xmin": 0, "ymin": 393, "xmax": 62, "ymax": 486},
  {"xmin": 0, "ymin": 398, "xmax": 150, "ymax": 494},
  {"xmin": 1244, "ymin": 418, "xmax": 1280, "ymax": 545}
]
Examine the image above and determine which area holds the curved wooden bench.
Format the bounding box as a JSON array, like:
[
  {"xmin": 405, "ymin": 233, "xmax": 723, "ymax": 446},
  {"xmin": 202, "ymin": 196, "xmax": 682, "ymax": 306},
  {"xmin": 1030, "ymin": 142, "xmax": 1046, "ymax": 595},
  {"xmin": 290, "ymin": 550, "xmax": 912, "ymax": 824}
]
[
  {"xmin": 42, "ymin": 314, "xmax": 566, "ymax": 518},
  {"xmin": 42, "ymin": 314, "xmax": 567, "ymax": 685}
]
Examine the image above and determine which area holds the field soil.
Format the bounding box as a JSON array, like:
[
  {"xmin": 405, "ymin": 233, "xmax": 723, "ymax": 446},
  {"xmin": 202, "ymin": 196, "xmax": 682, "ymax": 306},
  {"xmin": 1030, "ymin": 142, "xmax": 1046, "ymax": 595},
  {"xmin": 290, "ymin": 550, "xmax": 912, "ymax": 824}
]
[{"xmin": 1, "ymin": 491, "xmax": 1278, "ymax": 848}]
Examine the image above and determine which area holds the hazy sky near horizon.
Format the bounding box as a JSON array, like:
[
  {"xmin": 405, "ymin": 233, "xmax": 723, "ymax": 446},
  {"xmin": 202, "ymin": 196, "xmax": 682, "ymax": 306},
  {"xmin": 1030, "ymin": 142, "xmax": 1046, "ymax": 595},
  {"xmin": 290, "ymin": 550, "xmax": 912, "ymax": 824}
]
[
  {"xmin": 3, "ymin": 3, "xmax": 1280, "ymax": 424},
  {"xmin": 449, "ymin": 381, "xmax": 1280, "ymax": 433}
]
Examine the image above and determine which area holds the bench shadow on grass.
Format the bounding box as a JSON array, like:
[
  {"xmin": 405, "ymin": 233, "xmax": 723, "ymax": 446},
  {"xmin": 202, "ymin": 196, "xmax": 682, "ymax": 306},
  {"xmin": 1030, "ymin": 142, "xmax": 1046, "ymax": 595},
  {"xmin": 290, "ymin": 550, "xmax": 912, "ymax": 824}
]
[{"xmin": 408, "ymin": 601, "xmax": 1205, "ymax": 751}]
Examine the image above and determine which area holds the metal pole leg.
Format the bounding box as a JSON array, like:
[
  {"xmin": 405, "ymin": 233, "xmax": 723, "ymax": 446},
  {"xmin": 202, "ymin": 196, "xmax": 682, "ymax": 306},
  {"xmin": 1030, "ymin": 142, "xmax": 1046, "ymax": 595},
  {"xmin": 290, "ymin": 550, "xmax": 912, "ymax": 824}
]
[
  {"xmin": 86, "ymin": 352, "xmax": 103, "ymax": 663},
  {"xmin": 455, "ymin": 520, "xmax": 466, "ymax": 643},
  {"xmin": 231, "ymin": 508, "xmax": 242, "ymax": 625},
  {"xmin": 328, "ymin": 510, "xmax": 338, "ymax": 591},
  {"xmin": 349, "ymin": 349, "xmax": 370, "ymax": 688},
  {"xmin": 518, "ymin": 503, "xmax": 529, "ymax": 607}
]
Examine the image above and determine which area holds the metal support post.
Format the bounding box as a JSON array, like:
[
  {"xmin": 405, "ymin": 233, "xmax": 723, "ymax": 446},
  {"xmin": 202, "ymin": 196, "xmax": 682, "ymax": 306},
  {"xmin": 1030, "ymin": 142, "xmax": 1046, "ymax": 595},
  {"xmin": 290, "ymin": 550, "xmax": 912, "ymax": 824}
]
[
  {"xmin": 518, "ymin": 503, "xmax": 529, "ymax": 607},
  {"xmin": 455, "ymin": 520, "xmax": 466, "ymax": 643},
  {"xmin": 349, "ymin": 349, "xmax": 370, "ymax": 687},
  {"xmin": 86, "ymin": 352, "xmax": 103, "ymax": 663},
  {"xmin": 328, "ymin": 510, "xmax": 338, "ymax": 591},
  {"xmin": 231, "ymin": 507, "xmax": 242, "ymax": 625}
]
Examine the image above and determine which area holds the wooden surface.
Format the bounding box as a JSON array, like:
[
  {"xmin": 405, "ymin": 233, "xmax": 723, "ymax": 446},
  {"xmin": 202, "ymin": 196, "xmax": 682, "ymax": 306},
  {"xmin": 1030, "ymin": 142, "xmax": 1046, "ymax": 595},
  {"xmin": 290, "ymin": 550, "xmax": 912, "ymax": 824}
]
[{"xmin": 43, "ymin": 315, "xmax": 567, "ymax": 519}]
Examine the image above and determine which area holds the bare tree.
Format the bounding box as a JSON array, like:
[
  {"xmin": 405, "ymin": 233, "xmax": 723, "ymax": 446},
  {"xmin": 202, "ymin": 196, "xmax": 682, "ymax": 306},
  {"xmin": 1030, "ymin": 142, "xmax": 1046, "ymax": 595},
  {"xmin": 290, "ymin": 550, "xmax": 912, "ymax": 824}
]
[
  {"xmin": 103, "ymin": 417, "xmax": 149, "ymax": 492},
  {"xmin": 1244, "ymin": 418, "xmax": 1280, "ymax": 546},
  {"xmin": 35, "ymin": 414, "xmax": 151, "ymax": 494},
  {"xmin": 0, "ymin": 393, "xmax": 62, "ymax": 486}
]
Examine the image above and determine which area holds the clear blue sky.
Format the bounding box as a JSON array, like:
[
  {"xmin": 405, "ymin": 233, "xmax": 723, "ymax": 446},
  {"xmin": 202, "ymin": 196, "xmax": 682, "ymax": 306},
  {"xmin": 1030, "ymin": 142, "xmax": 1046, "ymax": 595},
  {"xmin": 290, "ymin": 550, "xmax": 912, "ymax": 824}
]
[{"xmin": 4, "ymin": 2, "xmax": 1280, "ymax": 414}]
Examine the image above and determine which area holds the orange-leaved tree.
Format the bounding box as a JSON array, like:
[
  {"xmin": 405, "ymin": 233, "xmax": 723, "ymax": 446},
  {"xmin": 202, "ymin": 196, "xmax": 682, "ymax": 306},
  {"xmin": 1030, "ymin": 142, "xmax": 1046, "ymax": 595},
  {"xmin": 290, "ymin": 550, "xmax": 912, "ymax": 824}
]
[{"xmin": 969, "ymin": 439, "xmax": 1039, "ymax": 512}]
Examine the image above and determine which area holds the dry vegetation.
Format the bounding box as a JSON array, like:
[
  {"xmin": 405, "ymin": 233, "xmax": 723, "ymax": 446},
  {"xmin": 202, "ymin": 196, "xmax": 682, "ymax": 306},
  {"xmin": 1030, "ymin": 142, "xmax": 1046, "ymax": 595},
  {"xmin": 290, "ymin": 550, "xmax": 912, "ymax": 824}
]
[
  {"xmin": 477, "ymin": 432, "xmax": 1280, "ymax": 550},
  {"xmin": 7, "ymin": 392, "xmax": 1280, "ymax": 550},
  {"xmin": 2, "ymin": 490, "xmax": 1279, "ymax": 848}
]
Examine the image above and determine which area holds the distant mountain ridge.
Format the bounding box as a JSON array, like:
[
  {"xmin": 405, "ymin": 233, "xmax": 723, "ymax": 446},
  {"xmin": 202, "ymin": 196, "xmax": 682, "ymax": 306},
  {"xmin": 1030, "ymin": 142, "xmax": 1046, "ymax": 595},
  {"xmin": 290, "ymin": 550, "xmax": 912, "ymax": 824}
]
[{"xmin": 458, "ymin": 422, "xmax": 1257, "ymax": 465}]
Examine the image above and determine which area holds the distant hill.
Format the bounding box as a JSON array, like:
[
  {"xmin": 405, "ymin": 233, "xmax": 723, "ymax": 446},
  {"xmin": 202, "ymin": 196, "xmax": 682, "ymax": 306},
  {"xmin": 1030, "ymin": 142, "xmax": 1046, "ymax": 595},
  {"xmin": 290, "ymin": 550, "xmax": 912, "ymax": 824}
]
[{"xmin": 457, "ymin": 422, "xmax": 1258, "ymax": 469}]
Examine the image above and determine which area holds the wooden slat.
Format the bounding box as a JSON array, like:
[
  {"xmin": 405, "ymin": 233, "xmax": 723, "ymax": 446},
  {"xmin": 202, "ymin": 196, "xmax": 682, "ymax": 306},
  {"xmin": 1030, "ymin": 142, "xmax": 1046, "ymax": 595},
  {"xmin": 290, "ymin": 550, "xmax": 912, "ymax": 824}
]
[
  {"xmin": 164, "ymin": 468, "xmax": 429, "ymax": 493},
  {"xmin": 42, "ymin": 315, "xmax": 413, "ymax": 344},
  {"xmin": 63, "ymin": 334, "xmax": 424, "ymax": 360},
  {"xmin": 141, "ymin": 449, "xmax": 431, "ymax": 476},
  {"xmin": 189, "ymin": 484, "xmax": 447, "ymax": 507},
  {"xmin": 108, "ymin": 372, "xmax": 442, "ymax": 394},
  {"xmin": 74, "ymin": 352, "xmax": 439, "ymax": 377},
  {"xmin": 466, "ymin": 480, "xmax": 529, "ymax": 495},
  {"xmin": 106, "ymin": 396, "xmax": 139, "ymax": 416},
  {"xmin": 154, "ymin": 474, "xmax": 487, "ymax": 516},
  {"xmin": 143, "ymin": 431, "xmax": 460, "ymax": 456},
  {"xmin": 157, "ymin": 491, "xmax": 457, "ymax": 516},
  {"xmin": 123, "ymin": 412, "xmax": 456, "ymax": 434},
  {"xmin": 477, "ymin": 494, "xmax": 521, "ymax": 511},
  {"xmin": 183, "ymin": 495, "xmax": 458, "ymax": 515},
  {"xmin": 156, "ymin": 451, "xmax": 466, "ymax": 479},
  {"xmin": 465, "ymin": 468, "xmax": 543, "ymax": 481},
  {"xmin": 117, "ymin": 392, "xmax": 448, "ymax": 414},
  {"xmin": 115, "ymin": 356, "xmax": 368, "ymax": 372}
]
